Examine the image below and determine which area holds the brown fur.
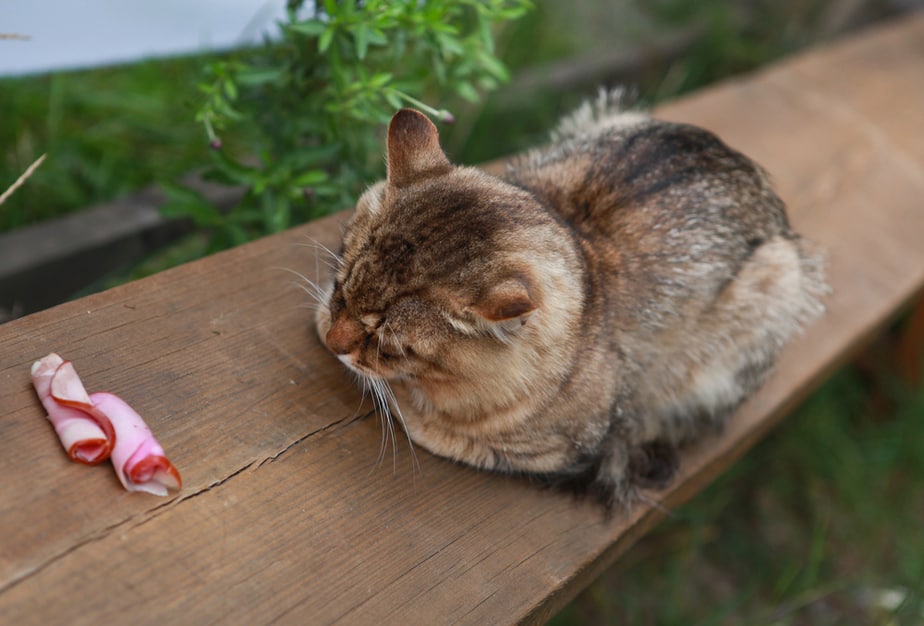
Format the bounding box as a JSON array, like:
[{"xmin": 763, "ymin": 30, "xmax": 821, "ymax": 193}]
[{"xmin": 314, "ymin": 92, "xmax": 828, "ymax": 508}]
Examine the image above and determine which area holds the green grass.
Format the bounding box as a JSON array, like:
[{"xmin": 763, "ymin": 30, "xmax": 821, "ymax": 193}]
[{"xmin": 0, "ymin": 55, "xmax": 211, "ymax": 231}]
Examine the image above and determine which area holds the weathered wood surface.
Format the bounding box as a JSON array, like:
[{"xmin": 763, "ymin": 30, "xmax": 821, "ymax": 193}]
[{"xmin": 2, "ymin": 14, "xmax": 923, "ymax": 625}]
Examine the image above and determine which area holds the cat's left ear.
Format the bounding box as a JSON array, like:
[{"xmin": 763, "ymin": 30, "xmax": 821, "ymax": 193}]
[
  {"xmin": 386, "ymin": 109, "xmax": 452, "ymax": 187},
  {"xmin": 469, "ymin": 278, "xmax": 538, "ymax": 333}
]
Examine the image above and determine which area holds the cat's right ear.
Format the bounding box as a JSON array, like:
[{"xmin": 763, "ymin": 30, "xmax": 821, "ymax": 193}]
[{"xmin": 386, "ymin": 109, "xmax": 451, "ymax": 187}]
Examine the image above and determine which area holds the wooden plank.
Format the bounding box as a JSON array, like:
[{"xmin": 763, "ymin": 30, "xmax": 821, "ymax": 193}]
[{"xmin": 1, "ymin": 14, "xmax": 923, "ymax": 625}]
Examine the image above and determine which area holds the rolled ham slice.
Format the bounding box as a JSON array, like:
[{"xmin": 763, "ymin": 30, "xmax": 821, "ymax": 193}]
[
  {"xmin": 90, "ymin": 392, "xmax": 182, "ymax": 496},
  {"xmin": 31, "ymin": 353, "xmax": 115, "ymax": 465},
  {"xmin": 31, "ymin": 352, "xmax": 182, "ymax": 496}
]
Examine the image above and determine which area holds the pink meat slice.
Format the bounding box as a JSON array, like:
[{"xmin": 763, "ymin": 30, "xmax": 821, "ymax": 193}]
[
  {"xmin": 90, "ymin": 392, "xmax": 182, "ymax": 496},
  {"xmin": 31, "ymin": 353, "xmax": 114, "ymax": 464}
]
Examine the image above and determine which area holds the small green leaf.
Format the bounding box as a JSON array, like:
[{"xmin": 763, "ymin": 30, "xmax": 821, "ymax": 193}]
[
  {"xmin": 223, "ymin": 79, "xmax": 238, "ymax": 101},
  {"xmin": 478, "ymin": 76, "xmax": 499, "ymax": 91},
  {"xmin": 235, "ymin": 67, "xmax": 285, "ymax": 86},
  {"xmin": 319, "ymin": 28, "xmax": 335, "ymax": 53},
  {"xmin": 288, "ymin": 20, "xmax": 327, "ymax": 37},
  {"xmin": 200, "ymin": 166, "xmax": 238, "ymax": 187},
  {"xmin": 213, "ymin": 98, "xmax": 244, "ymax": 122},
  {"xmin": 354, "ymin": 23, "xmax": 370, "ymax": 60},
  {"xmin": 160, "ymin": 181, "xmax": 207, "ymax": 208},
  {"xmin": 370, "ymin": 72, "xmax": 392, "ymax": 87},
  {"xmin": 310, "ymin": 184, "xmax": 341, "ymax": 198},
  {"xmin": 384, "ymin": 90, "xmax": 403, "ymax": 110},
  {"xmin": 478, "ymin": 51, "xmax": 510, "ymax": 82},
  {"xmin": 435, "ymin": 31, "xmax": 464, "ymax": 56},
  {"xmin": 294, "ymin": 170, "xmax": 330, "ymax": 187},
  {"xmin": 209, "ymin": 149, "xmax": 259, "ymax": 186},
  {"xmin": 431, "ymin": 55, "xmax": 447, "ymax": 83},
  {"xmin": 366, "ymin": 28, "xmax": 388, "ymax": 46},
  {"xmin": 262, "ymin": 192, "xmax": 291, "ymax": 233},
  {"xmin": 478, "ymin": 15, "xmax": 494, "ymax": 53},
  {"xmin": 455, "ymin": 80, "xmax": 479, "ymax": 102}
]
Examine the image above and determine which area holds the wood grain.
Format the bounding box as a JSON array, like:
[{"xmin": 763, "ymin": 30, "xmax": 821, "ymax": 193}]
[{"xmin": 2, "ymin": 14, "xmax": 923, "ymax": 625}]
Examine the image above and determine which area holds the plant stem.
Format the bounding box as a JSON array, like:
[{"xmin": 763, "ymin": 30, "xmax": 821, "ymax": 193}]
[{"xmin": 0, "ymin": 153, "xmax": 47, "ymax": 207}]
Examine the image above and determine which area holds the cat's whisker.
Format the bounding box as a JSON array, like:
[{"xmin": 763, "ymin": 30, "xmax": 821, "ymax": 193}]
[
  {"xmin": 369, "ymin": 339, "xmax": 400, "ymax": 475},
  {"xmin": 286, "ymin": 270, "xmax": 327, "ymax": 300},
  {"xmin": 296, "ymin": 237, "xmax": 345, "ymax": 270},
  {"xmin": 363, "ymin": 376, "xmax": 391, "ymax": 473},
  {"xmin": 313, "ymin": 256, "xmax": 339, "ymax": 274},
  {"xmin": 369, "ymin": 376, "xmax": 398, "ymax": 474},
  {"xmin": 301, "ymin": 239, "xmax": 325, "ymax": 284},
  {"xmin": 381, "ymin": 382, "xmax": 400, "ymax": 475},
  {"xmin": 288, "ymin": 280, "xmax": 327, "ymax": 305},
  {"xmin": 347, "ymin": 373, "xmax": 394, "ymax": 476},
  {"xmin": 355, "ymin": 366, "xmax": 419, "ymax": 478},
  {"xmin": 289, "ymin": 240, "xmax": 342, "ymax": 293},
  {"xmin": 355, "ymin": 372, "xmax": 370, "ymax": 416},
  {"xmin": 274, "ymin": 267, "xmax": 330, "ymax": 308},
  {"xmin": 377, "ymin": 377, "xmax": 422, "ymax": 478},
  {"xmin": 355, "ymin": 375, "xmax": 384, "ymax": 474}
]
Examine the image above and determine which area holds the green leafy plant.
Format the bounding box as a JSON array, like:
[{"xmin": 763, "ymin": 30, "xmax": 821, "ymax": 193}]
[{"xmin": 164, "ymin": 0, "xmax": 531, "ymax": 251}]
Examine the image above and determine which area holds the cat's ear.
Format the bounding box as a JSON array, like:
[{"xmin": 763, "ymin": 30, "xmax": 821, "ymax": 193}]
[
  {"xmin": 386, "ymin": 108, "xmax": 451, "ymax": 187},
  {"xmin": 469, "ymin": 278, "xmax": 537, "ymax": 330}
]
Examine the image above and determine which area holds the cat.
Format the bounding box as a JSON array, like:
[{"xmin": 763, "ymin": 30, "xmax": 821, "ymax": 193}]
[{"xmin": 313, "ymin": 90, "xmax": 828, "ymax": 508}]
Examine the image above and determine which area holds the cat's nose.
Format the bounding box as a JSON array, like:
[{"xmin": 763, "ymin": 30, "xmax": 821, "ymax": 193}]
[{"xmin": 326, "ymin": 317, "xmax": 364, "ymax": 355}]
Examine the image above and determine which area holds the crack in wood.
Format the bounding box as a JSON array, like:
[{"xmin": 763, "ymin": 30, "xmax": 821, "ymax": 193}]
[
  {"xmin": 257, "ymin": 412, "xmax": 369, "ymax": 468},
  {"xmin": 0, "ymin": 510, "xmax": 149, "ymax": 595},
  {"xmin": 0, "ymin": 413, "xmax": 367, "ymax": 599}
]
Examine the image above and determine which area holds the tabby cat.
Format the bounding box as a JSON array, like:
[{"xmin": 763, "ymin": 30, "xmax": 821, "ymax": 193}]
[{"xmin": 314, "ymin": 91, "xmax": 827, "ymax": 508}]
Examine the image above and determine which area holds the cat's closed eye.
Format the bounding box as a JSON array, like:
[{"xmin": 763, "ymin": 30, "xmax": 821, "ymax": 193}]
[{"xmin": 377, "ymin": 346, "xmax": 403, "ymax": 361}]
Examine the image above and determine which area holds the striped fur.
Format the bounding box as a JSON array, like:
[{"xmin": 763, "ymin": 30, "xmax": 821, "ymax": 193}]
[{"xmin": 314, "ymin": 97, "xmax": 828, "ymax": 508}]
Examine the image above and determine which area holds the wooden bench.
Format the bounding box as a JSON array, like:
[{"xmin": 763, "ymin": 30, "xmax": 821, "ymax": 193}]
[{"xmin": 2, "ymin": 14, "xmax": 923, "ymax": 624}]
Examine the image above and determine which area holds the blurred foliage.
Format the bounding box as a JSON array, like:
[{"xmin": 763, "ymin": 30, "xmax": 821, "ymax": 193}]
[
  {"xmin": 0, "ymin": 56, "xmax": 206, "ymax": 231},
  {"xmin": 3, "ymin": 0, "xmax": 893, "ymax": 235},
  {"xmin": 163, "ymin": 0, "xmax": 531, "ymax": 253},
  {"xmin": 0, "ymin": 0, "xmax": 531, "ymax": 239},
  {"xmin": 452, "ymin": 0, "xmax": 900, "ymax": 165}
]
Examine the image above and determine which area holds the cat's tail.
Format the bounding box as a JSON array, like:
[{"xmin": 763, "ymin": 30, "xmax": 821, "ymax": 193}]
[{"xmin": 551, "ymin": 87, "xmax": 649, "ymax": 141}]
